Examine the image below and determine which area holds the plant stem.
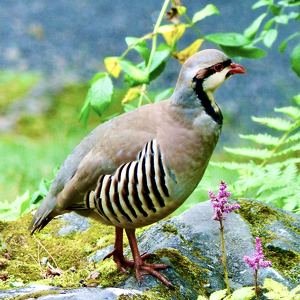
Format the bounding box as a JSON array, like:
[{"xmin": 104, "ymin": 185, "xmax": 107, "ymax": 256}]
[
  {"xmin": 138, "ymin": 0, "xmax": 170, "ymax": 106},
  {"xmin": 254, "ymin": 269, "xmax": 259, "ymax": 300},
  {"xmin": 219, "ymin": 219, "xmax": 230, "ymax": 295}
]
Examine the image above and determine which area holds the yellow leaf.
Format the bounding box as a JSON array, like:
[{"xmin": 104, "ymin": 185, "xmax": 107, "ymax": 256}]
[
  {"xmin": 172, "ymin": 39, "xmax": 204, "ymax": 64},
  {"xmin": 121, "ymin": 87, "xmax": 141, "ymax": 105},
  {"xmin": 157, "ymin": 24, "xmax": 187, "ymax": 46},
  {"xmin": 104, "ymin": 57, "xmax": 122, "ymax": 78}
]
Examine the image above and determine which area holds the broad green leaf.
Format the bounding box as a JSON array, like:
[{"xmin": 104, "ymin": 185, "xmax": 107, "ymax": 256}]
[
  {"xmin": 251, "ymin": 116, "xmax": 293, "ymax": 131},
  {"xmin": 291, "ymin": 43, "xmax": 300, "ymax": 77},
  {"xmin": 205, "ymin": 33, "xmax": 250, "ymax": 47},
  {"xmin": 88, "ymin": 75, "xmax": 113, "ymax": 117},
  {"xmin": 224, "ymin": 147, "xmax": 272, "ymax": 159},
  {"xmin": 154, "ymin": 88, "xmax": 174, "ymax": 103},
  {"xmin": 125, "ymin": 37, "xmax": 147, "ymax": 47},
  {"xmin": 244, "ymin": 13, "xmax": 267, "ymax": 40},
  {"xmin": 89, "ymin": 72, "xmax": 106, "ymax": 86},
  {"xmin": 263, "ymin": 278, "xmax": 287, "ymax": 296},
  {"xmin": 196, "ymin": 296, "xmax": 207, "ymax": 300},
  {"xmin": 294, "ymin": 94, "xmax": 300, "ymax": 105},
  {"xmin": 123, "ymin": 103, "xmax": 138, "ymax": 112},
  {"xmin": 149, "ymin": 60, "xmax": 167, "ymax": 82},
  {"xmin": 220, "ymin": 45, "xmax": 266, "ymax": 59},
  {"xmin": 264, "ymin": 19, "xmax": 275, "ymax": 30},
  {"xmin": 209, "ymin": 289, "xmax": 227, "ymax": 300},
  {"xmin": 119, "ymin": 60, "xmax": 150, "ymax": 85},
  {"xmin": 192, "ymin": 4, "xmax": 220, "ymax": 23},
  {"xmin": 274, "ymin": 15, "xmax": 289, "ymax": 24},
  {"xmin": 239, "ymin": 133, "xmax": 280, "ymax": 145},
  {"xmin": 270, "ymin": 4, "xmax": 281, "ymax": 15},
  {"xmin": 279, "ymin": 41, "xmax": 287, "ymax": 53},
  {"xmin": 252, "ymin": 0, "xmax": 272, "ymax": 9},
  {"xmin": 230, "ymin": 286, "xmax": 255, "ymax": 300},
  {"xmin": 20, "ymin": 197, "xmax": 31, "ymax": 215},
  {"xmin": 263, "ymin": 29, "xmax": 278, "ymax": 48},
  {"xmin": 173, "ymin": 39, "xmax": 204, "ymax": 64},
  {"xmin": 104, "ymin": 57, "xmax": 122, "ymax": 78},
  {"xmin": 149, "ymin": 44, "xmax": 172, "ymax": 73},
  {"xmin": 274, "ymin": 106, "xmax": 300, "ymax": 119},
  {"xmin": 125, "ymin": 37, "xmax": 150, "ymax": 64}
]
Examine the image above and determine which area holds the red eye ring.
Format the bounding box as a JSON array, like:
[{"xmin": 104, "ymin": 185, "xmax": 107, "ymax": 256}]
[{"xmin": 214, "ymin": 64, "xmax": 224, "ymax": 72}]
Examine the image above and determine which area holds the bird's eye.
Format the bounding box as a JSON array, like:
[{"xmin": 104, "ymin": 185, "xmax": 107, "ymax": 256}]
[{"xmin": 214, "ymin": 64, "xmax": 224, "ymax": 72}]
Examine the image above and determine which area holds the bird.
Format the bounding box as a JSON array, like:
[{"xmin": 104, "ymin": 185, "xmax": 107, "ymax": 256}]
[{"xmin": 29, "ymin": 49, "xmax": 246, "ymax": 288}]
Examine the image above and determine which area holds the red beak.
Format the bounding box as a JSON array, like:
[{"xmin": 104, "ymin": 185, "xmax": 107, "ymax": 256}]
[{"xmin": 227, "ymin": 62, "xmax": 247, "ymax": 75}]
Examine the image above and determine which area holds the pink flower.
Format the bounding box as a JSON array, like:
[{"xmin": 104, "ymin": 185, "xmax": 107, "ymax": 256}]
[
  {"xmin": 244, "ymin": 237, "xmax": 272, "ymax": 270},
  {"xmin": 208, "ymin": 180, "xmax": 240, "ymax": 221}
]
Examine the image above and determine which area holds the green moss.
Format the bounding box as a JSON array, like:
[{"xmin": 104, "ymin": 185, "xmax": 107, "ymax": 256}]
[
  {"xmin": 235, "ymin": 198, "xmax": 300, "ymax": 283},
  {"xmin": 6, "ymin": 289, "xmax": 60, "ymax": 300}
]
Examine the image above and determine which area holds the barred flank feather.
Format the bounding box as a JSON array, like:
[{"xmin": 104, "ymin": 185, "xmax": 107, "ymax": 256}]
[{"xmin": 85, "ymin": 140, "xmax": 173, "ymax": 226}]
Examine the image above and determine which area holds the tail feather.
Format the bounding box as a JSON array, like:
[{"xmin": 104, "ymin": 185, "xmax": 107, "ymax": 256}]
[{"xmin": 28, "ymin": 194, "xmax": 57, "ymax": 234}]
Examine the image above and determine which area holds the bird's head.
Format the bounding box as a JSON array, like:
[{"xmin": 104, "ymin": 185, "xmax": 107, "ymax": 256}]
[{"xmin": 173, "ymin": 49, "xmax": 246, "ymax": 107}]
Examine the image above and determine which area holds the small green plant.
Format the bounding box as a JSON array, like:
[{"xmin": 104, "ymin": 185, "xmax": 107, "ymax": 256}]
[{"xmin": 210, "ymin": 94, "xmax": 300, "ymax": 212}]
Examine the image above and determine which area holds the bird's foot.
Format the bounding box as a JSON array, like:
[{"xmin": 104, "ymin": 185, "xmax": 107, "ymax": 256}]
[
  {"xmin": 135, "ymin": 261, "xmax": 174, "ymax": 288},
  {"xmin": 103, "ymin": 249, "xmax": 158, "ymax": 274}
]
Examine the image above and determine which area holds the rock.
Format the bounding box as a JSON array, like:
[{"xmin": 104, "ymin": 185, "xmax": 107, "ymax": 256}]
[{"xmin": 1, "ymin": 199, "xmax": 300, "ymax": 299}]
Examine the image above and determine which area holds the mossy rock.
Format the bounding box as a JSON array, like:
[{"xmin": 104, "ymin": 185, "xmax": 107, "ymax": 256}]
[{"xmin": 1, "ymin": 199, "xmax": 300, "ymax": 299}]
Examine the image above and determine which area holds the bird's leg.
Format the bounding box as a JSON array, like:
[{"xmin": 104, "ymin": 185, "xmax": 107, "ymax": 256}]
[
  {"xmin": 103, "ymin": 227, "xmax": 154, "ymax": 274},
  {"xmin": 125, "ymin": 228, "xmax": 174, "ymax": 288}
]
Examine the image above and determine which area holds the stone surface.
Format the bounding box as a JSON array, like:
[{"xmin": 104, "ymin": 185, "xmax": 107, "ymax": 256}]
[{"xmin": 1, "ymin": 199, "xmax": 300, "ymax": 299}]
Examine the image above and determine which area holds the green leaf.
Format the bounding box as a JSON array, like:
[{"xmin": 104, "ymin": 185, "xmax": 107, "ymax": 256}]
[
  {"xmin": 274, "ymin": 15, "xmax": 289, "ymax": 24},
  {"xmin": 88, "ymin": 75, "xmax": 113, "ymax": 117},
  {"xmin": 263, "ymin": 29, "xmax": 278, "ymax": 48},
  {"xmin": 251, "ymin": 116, "xmax": 293, "ymax": 131},
  {"xmin": 220, "ymin": 45, "xmax": 266, "ymax": 59},
  {"xmin": 205, "ymin": 33, "xmax": 250, "ymax": 47},
  {"xmin": 125, "ymin": 37, "xmax": 150, "ymax": 64},
  {"xmin": 244, "ymin": 13, "xmax": 267, "ymax": 40},
  {"xmin": 125, "ymin": 37, "xmax": 147, "ymax": 47},
  {"xmin": 149, "ymin": 60, "xmax": 167, "ymax": 82},
  {"xmin": 274, "ymin": 106, "xmax": 300, "ymax": 119},
  {"xmin": 119, "ymin": 60, "xmax": 150, "ymax": 85},
  {"xmin": 149, "ymin": 45, "xmax": 172, "ymax": 73},
  {"xmin": 264, "ymin": 19, "xmax": 275, "ymax": 30},
  {"xmin": 230, "ymin": 286, "xmax": 255, "ymax": 300},
  {"xmin": 291, "ymin": 43, "xmax": 300, "ymax": 77},
  {"xmin": 209, "ymin": 289, "xmax": 227, "ymax": 300},
  {"xmin": 210, "ymin": 161, "xmax": 255, "ymax": 171},
  {"xmin": 154, "ymin": 88, "xmax": 174, "ymax": 103},
  {"xmin": 285, "ymin": 132, "xmax": 300, "ymax": 143},
  {"xmin": 192, "ymin": 4, "xmax": 220, "ymax": 23},
  {"xmin": 252, "ymin": 0, "xmax": 272, "ymax": 9},
  {"xmin": 270, "ymin": 4, "xmax": 281, "ymax": 16},
  {"xmin": 294, "ymin": 94, "xmax": 300, "ymax": 105},
  {"xmin": 279, "ymin": 41, "xmax": 287, "ymax": 53},
  {"xmin": 275, "ymin": 142, "xmax": 300, "ymax": 156},
  {"xmin": 78, "ymin": 95, "xmax": 91, "ymax": 126},
  {"xmin": 239, "ymin": 133, "xmax": 280, "ymax": 145},
  {"xmin": 224, "ymin": 147, "xmax": 272, "ymax": 159}
]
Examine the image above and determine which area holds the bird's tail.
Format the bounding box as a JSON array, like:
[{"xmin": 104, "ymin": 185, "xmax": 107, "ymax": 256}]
[{"xmin": 28, "ymin": 194, "xmax": 57, "ymax": 234}]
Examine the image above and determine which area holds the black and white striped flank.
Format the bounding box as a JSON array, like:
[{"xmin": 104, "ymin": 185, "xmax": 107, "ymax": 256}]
[{"xmin": 85, "ymin": 140, "xmax": 173, "ymax": 225}]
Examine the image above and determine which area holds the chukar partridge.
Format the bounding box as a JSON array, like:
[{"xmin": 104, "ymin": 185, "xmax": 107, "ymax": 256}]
[{"xmin": 29, "ymin": 49, "xmax": 246, "ymax": 287}]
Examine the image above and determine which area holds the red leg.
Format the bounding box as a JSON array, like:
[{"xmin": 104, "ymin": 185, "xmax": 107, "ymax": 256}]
[{"xmin": 125, "ymin": 228, "xmax": 174, "ymax": 288}]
